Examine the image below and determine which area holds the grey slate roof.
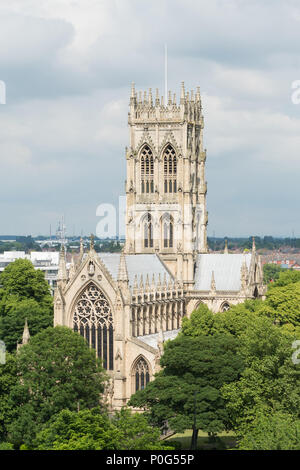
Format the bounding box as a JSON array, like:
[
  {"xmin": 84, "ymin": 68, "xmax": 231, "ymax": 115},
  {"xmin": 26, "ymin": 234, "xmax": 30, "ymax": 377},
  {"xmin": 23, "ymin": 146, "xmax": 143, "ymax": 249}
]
[
  {"xmin": 137, "ymin": 329, "xmax": 180, "ymax": 349},
  {"xmin": 194, "ymin": 253, "xmax": 252, "ymax": 292},
  {"xmin": 98, "ymin": 253, "xmax": 173, "ymax": 288}
]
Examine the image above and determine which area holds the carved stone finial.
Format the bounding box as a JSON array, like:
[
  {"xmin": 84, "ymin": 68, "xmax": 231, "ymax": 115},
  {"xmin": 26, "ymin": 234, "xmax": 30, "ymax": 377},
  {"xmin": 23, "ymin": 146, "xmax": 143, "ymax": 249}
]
[
  {"xmin": 155, "ymin": 88, "xmax": 160, "ymax": 106},
  {"xmin": 118, "ymin": 251, "xmax": 128, "ymax": 283},
  {"xmin": 180, "ymin": 81, "xmax": 185, "ymax": 104},
  {"xmin": 210, "ymin": 270, "xmax": 216, "ymax": 294},
  {"xmin": 90, "ymin": 233, "xmax": 95, "ymax": 251}
]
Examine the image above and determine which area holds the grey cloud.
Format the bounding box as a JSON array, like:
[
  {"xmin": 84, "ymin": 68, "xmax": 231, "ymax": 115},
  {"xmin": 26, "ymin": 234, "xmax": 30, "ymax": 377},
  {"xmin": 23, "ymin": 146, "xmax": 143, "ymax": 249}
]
[{"xmin": 0, "ymin": 0, "xmax": 300, "ymax": 236}]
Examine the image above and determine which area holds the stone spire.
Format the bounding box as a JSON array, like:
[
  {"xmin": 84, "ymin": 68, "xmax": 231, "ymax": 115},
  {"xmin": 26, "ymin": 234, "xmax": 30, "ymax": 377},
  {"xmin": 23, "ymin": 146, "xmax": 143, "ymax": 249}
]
[
  {"xmin": 157, "ymin": 273, "xmax": 162, "ymax": 290},
  {"xmin": 139, "ymin": 275, "xmax": 144, "ymax": 294},
  {"xmin": 77, "ymin": 237, "xmax": 84, "ymax": 267},
  {"xmin": 252, "ymin": 236, "xmax": 256, "ymax": 253},
  {"xmin": 240, "ymin": 259, "xmax": 248, "ymax": 291},
  {"xmin": 151, "ymin": 273, "xmax": 156, "ymax": 292},
  {"xmin": 69, "ymin": 255, "xmax": 76, "ymax": 280},
  {"xmin": 133, "ymin": 275, "xmax": 138, "ymax": 294},
  {"xmin": 22, "ymin": 318, "xmax": 30, "ymax": 344},
  {"xmin": 180, "ymin": 81, "xmax": 185, "ymax": 104},
  {"xmin": 155, "ymin": 88, "xmax": 160, "ymax": 106},
  {"xmin": 58, "ymin": 246, "xmax": 67, "ymax": 284},
  {"xmin": 118, "ymin": 251, "xmax": 128, "ymax": 283},
  {"xmin": 144, "ymin": 274, "xmax": 149, "ymax": 292},
  {"xmin": 17, "ymin": 318, "xmax": 30, "ymax": 351},
  {"xmin": 224, "ymin": 238, "xmax": 229, "ymax": 254},
  {"xmin": 80, "ymin": 237, "xmax": 84, "ymax": 256},
  {"xmin": 90, "ymin": 233, "xmax": 95, "ymax": 251},
  {"xmin": 130, "ymin": 82, "xmax": 135, "ymax": 100},
  {"xmin": 210, "ymin": 270, "xmax": 216, "ymax": 294}
]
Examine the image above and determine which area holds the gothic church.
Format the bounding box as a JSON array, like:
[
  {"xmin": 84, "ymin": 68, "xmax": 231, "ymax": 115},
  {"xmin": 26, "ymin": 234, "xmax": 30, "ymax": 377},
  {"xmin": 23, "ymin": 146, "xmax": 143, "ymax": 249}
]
[{"xmin": 54, "ymin": 83, "xmax": 265, "ymax": 409}]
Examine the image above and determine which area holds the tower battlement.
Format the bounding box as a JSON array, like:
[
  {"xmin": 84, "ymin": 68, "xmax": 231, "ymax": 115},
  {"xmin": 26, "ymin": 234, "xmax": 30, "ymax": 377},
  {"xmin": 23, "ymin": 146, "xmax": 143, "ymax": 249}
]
[{"xmin": 129, "ymin": 82, "xmax": 203, "ymax": 124}]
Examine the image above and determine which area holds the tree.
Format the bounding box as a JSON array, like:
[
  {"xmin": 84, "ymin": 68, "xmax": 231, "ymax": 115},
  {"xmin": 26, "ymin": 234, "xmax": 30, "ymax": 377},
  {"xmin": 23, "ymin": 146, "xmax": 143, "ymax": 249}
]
[
  {"xmin": 129, "ymin": 333, "xmax": 243, "ymax": 449},
  {"xmin": 0, "ymin": 299, "xmax": 53, "ymax": 352},
  {"xmin": 268, "ymin": 270, "xmax": 300, "ymax": 288},
  {"xmin": 265, "ymin": 281, "xmax": 300, "ymax": 326},
  {"xmin": 0, "ymin": 259, "xmax": 51, "ymax": 304},
  {"xmin": 111, "ymin": 407, "xmax": 172, "ymax": 450},
  {"xmin": 34, "ymin": 407, "xmax": 172, "ymax": 450},
  {"xmin": 221, "ymin": 318, "xmax": 300, "ymax": 431},
  {"xmin": 0, "ymin": 353, "xmax": 18, "ymax": 441},
  {"xmin": 0, "ymin": 259, "xmax": 53, "ymax": 351},
  {"xmin": 263, "ymin": 264, "xmax": 284, "ymax": 284},
  {"xmin": 7, "ymin": 326, "xmax": 107, "ymax": 448},
  {"xmin": 238, "ymin": 408, "xmax": 300, "ymax": 450},
  {"xmin": 34, "ymin": 408, "xmax": 121, "ymax": 450},
  {"xmin": 182, "ymin": 300, "xmax": 261, "ymax": 339}
]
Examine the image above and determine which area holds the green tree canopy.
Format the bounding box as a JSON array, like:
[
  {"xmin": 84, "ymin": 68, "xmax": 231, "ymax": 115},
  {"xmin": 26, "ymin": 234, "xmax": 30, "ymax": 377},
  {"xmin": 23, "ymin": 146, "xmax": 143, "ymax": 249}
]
[
  {"xmin": 129, "ymin": 332, "xmax": 243, "ymax": 441},
  {"xmin": 0, "ymin": 353, "xmax": 17, "ymax": 441},
  {"xmin": 263, "ymin": 264, "xmax": 284, "ymax": 284},
  {"xmin": 221, "ymin": 318, "xmax": 300, "ymax": 431},
  {"xmin": 7, "ymin": 326, "xmax": 107, "ymax": 448},
  {"xmin": 34, "ymin": 407, "xmax": 172, "ymax": 450},
  {"xmin": 0, "ymin": 259, "xmax": 51, "ymax": 303},
  {"xmin": 265, "ymin": 281, "xmax": 300, "ymax": 326},
  {"xmin": 182, "ymin": 300, "xmax": 261, "ymax": 339},
  {"xmin": 268, "ymin": 269, "xmax": 300, "ymax": 288},
  {"xmin": 0, "ymin": 299, "xmax": 53, "ymax": 352},
  {"xmin": 0, "ymin": 259, "xmax": 53, "ymax": 352},
  {"xmin": 238, "ymin": 408, "xmax": 300, "ymax": 450},
  {"xmin": 35, "ymin": 408, "xmax": 121, "ymax": 450}
]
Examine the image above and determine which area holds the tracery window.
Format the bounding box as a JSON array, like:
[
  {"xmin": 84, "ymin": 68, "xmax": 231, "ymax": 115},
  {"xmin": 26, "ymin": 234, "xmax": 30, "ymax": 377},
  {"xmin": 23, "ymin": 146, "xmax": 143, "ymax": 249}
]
[
  {"xmin": 141, "ymin": 145, "xmax": 154, "ymax": 194},
  {"xmin": 134, "ymin": 357, "xmax": 150, "ymax": 392},
  {"xmin": 162, "ymin": 214, "xmax": 173, "ymax": 248},
  {"xmin": 163, "ymin": 145, "xmax": 177, "ymax": 193},
  {"xmin": 143, "ymin": 213, "xmax": 153, "ymax": 248},
  {"xmin": 73, "ymin": 283, "xmax": 113, "ymax": 370}
]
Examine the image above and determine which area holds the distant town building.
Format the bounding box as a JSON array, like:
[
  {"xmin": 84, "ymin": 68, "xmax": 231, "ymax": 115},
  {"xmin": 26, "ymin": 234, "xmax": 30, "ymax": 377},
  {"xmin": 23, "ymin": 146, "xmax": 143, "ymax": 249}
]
[{"xmin": 0, "ymin": 251, "xmax": 59, "ymax": 294}]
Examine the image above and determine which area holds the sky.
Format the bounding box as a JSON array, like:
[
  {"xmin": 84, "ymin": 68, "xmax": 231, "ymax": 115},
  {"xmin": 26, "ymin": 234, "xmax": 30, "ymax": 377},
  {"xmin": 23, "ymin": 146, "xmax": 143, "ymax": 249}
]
[{"xmin": 0, "ymin": 0, "xmax": 300, "ymax": 237}]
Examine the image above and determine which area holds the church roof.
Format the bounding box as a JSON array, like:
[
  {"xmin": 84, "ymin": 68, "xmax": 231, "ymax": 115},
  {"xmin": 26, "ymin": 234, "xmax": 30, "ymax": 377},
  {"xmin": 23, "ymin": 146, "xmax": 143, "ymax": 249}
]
[
  {"xmin": 137, "ymin": 329, "xmax": 180, "ymax": 349},
  {"xmin": 194, "ymin": 253, "xmax": 252, "ymax": 292},
  {"xmin": 98, "ymin": 253, "xmax": 173, "ymax": 288}
]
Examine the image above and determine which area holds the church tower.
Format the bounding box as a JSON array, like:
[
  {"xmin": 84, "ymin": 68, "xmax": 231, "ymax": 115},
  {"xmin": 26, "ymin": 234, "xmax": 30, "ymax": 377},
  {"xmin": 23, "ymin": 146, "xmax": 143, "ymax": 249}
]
[{"xmin": 124, "ymin": 82, "xmax": 208, "ymax": 283}]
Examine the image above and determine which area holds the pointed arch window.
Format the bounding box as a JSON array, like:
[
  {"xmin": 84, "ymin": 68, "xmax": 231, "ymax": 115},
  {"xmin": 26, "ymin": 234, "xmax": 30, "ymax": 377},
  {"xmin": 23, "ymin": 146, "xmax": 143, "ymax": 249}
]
[
  {"xmin": 220, "ymin": 302, "xmax": 230, "ymax": 312},
  {"xmin": 163, "ymin": 145, "xmax": 177, "ymax": 193},
  {"xmin": 73, "ymin": 283, "xmax": 113, "ymax": 370},
  {"xmin": 143, "ymin": 213, "xmax": 153, "ymax": 248},
  {"xmin": 141, "ymin": 145, "xmax": 154, "ymax": 194},
  {"xmin": 133, "ymin": 357, "xmax": 150, "ymax": 392},
  {"xmin": 162, "ymin": 214, "xmax": 174, "ymax": 248}
]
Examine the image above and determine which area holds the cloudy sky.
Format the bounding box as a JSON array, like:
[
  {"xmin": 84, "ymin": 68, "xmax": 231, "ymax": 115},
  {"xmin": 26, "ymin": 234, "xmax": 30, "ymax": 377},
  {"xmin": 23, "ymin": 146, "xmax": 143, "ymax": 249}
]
[{"xmin": 0, "ymin": 0, "xmax": 300, "ymax": 237}]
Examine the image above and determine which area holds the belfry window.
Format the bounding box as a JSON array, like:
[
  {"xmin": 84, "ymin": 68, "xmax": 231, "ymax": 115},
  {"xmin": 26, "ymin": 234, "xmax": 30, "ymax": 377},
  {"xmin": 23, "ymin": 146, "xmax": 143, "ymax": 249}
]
[
  {"xmin": 163, "ymin": 145, "xmax": 177, "ymax": 193},
  {"xmin": 134, "ymin": 357, "xmax": 150, "ymax": 392},
  {"xmin": 143, "ymin": 213, "xmax": 153, "ymax": 248},
  {"xmin": 73, "ymin": 283, "xmax": 114, "ymax": 370},
  {"xmin": 141, "ymin": 145, "xmax": 154, "ymax": 194}
]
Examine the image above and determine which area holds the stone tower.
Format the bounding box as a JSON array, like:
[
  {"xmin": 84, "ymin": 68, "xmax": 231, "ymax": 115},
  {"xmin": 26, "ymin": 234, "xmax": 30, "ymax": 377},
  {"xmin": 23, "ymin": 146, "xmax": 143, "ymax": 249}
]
[{"xmin": 124, "ymin": 82, "xmax": 208, "ymax": 284}]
